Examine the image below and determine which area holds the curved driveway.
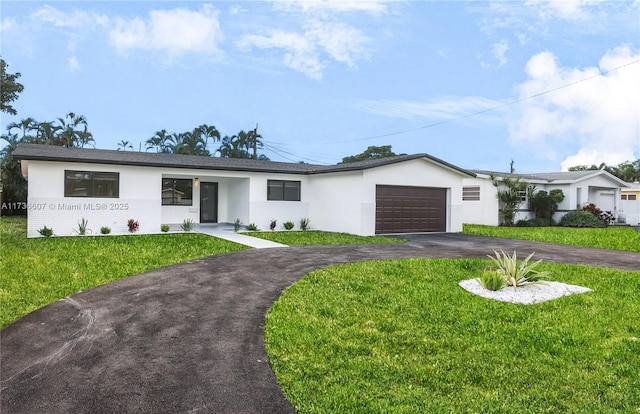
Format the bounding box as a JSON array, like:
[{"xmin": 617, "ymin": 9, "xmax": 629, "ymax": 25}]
[{"xmin": 2, "ymin": 234, "xmax": 638, "ymax": 413}]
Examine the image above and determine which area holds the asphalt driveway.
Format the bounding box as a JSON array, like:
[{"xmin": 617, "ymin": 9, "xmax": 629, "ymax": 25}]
[{"xmin": 2, "ymin": 234, "xmax": 638, "ymax": 413}]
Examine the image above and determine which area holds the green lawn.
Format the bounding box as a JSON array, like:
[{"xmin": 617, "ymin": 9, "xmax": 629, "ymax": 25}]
[
  {"xmin": 463, "ymin": 224, "xmax": 640, "ymax": 252},
  {"xmin": 266, "ymin": 259, "xmax": 640, "ymax": 413},
  {"xmin": 0, "ymin": 216, "xmax": 248, "ymax": 327},
  {"xmin": 245, "ymin": 230, "xmax": 405, "ymax": 245}
]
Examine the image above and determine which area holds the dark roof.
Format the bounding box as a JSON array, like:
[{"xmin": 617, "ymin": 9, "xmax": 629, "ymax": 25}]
[{"xmin": 14, "ymin": 144, "xmax": 475, "ymax": 176}]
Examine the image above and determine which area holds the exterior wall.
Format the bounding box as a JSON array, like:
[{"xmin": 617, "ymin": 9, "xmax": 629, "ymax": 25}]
[
  {"xmin": 247, "ymin": 173, "xmax": 310, "ymax": 231},
  {"xmin": 362, "ymin": 158, "xmax": 466, "ymax": 233},
  {"xmin": 307, "ymin": 158, "xmax": 467, "ymax": 236},
  {"xmin": 307, "ymin": 170, "xmax": 366, "ymax": 235},
  {"xmin": 462, "ymin": 177, "xmax": 499, "ymax": 226},
  {"xmin": 620, "ymin": 183, "xmax": 640, "ymax": 225},
  {"xmin": 25, "ymin": 161, "xmax": 161, "ymax": 237},
  {"xmin": 23, "ymin": 157, "xmax": 468, "ymax": 237}
]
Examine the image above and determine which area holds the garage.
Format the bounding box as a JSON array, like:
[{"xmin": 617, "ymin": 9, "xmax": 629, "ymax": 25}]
[{"xmin": 375, "ymin": 185, "xmax": 447, "ymax": 234}]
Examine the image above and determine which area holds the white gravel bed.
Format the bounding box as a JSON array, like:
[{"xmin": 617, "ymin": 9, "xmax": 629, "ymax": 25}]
[{"xmin": 458, "ymin": 279, "xmax": 592, "ymax": 305}]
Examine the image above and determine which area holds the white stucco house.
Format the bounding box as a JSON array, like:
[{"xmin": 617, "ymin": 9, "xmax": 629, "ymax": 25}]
[
  {"xmin": 462, "ymin": 170, "xmax": 631, "ymax": 226},
  {"xmin": 14, "ymin": 144, "xmax": 476, "ymax": 238},
  {"xmin": 620, "ymin": 182, "xmax": 640, "ymax": 226}
]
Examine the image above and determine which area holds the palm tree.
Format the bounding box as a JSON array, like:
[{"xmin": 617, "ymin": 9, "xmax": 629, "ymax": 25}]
[
  {"xmin": 55, "ymin": 112, "xmax": 94, "ymax": 148},
  {"xmin": 146, "ymin": 129, "xmax": 170, "ymax": 153},
  {"xmin": 35, "ymin": 121, "xmax": 60, "ymax": 145},
  {"xmin": 117, "ymin": 140, "xmax": 133, "ymax": 151},
  {"xmin": 195, "ymin": 124, "xmax": 220, "ymax": 149},
  {"xmin": 7, "ymin": 118, "xmax": 38, "ymax": 141}
]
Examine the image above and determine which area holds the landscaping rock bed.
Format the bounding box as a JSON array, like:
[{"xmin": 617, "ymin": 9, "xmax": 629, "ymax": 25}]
[{"xmin": 459, "ymin": 279, "xmax": 592, "ymax": 305}]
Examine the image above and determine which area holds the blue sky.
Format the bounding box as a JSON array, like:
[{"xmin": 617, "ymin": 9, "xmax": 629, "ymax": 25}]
[{"xmin": 1, "ymin": 0, "xmax": 638, "ymax": 172}]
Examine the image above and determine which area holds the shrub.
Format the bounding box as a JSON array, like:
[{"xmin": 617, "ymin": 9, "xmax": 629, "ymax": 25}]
[
  {"xmin": 516, "ymin": 218, "xmax": 554, "ymax": 227},
  {"xmin": 283, "ymin": 221, "xmax": 295, "ymax": 230},
  {"xmin": 529, "ymin": 189, "xmax": 564, "ymax": 220},
  {"xmin": 127, "ymin": 219, "xmax": 139, "ymax": 233},
  {"xmin": 37, "ymin": 226, "xmax": 54, "ymax": 238},
  {"xmin": 246, "ymin": 223, "xmax": 259, "ymax": 231},
  {"xmin": 299, "ymin": 217, "xmax": 310, "ymax": 231},
  {"xmin": 181, "ymin": 218, "xmax": 195, "ymax": 232},
  {"xmin": 559, "ymin": 210, "xmax": 607, "ymax": 228},
  {"xmin": 75, "ymin": 218, "xmax": 90, "ymax": 235},
  {"xmin": 477, "ymin": 269, "xmax": 506, "ymax": 291},
  {"xmin": 233, "ymin": 218, "xmax": 242, "ymax": 232},
  {"xmin": 487, "ymin": 250, "xmax": 549, "ymax": 289},
  {"xmin": 582, "ymin": 202, "xmax": 614, "ymax": 224},
  {"xmin": 100, "ymin": 226, "xmax": 111, "ymax": 235},
  {"xmin": 161, "ymin": 224, "xmax": 170, "ymax": 233}
]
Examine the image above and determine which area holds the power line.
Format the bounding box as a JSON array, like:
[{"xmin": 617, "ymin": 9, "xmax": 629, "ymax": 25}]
[{"xmin": 314, "ymin": 58, "xmax": 640, "ymax": 145}]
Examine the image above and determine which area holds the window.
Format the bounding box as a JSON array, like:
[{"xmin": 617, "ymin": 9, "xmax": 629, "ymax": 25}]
[
  {"xmin": 162, "ymin": 178, "xmax": 193, "ymax": 205},
  {"xmin": 267, "ymin": 180, "xmax": 301, "ymax": 201},
  {"xmin": 65, "ymin": 170, "xmax": 119, "ymax": 198},
  {"xmin": 462, "ymin": 186, "xmax": 480, "ymax": 201},
  {"xmin": 622, "ymin": 194, "xmax": 637, "ymax": 201}
]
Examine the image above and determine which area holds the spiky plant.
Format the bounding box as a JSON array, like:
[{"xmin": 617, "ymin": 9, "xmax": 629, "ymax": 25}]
[
  {"xmin": 487, "ymin": 250, "xmax": 550, "ymax": 289},
  {"xmin": 477, "ymin": 269, "xmax": 506, "ymax": 291}
]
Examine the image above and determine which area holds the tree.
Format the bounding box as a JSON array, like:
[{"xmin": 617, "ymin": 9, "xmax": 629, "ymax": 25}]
[
  {"xmin": 54, "ymin": 112, "xmax": 94, "ymax": 148},
  {"xmin": 529, "ymin": 189, "xmax": 565, "ymax": 220},
  {"xmin": 35, "ymin": 121, "xmax": 61, "ymax": 145},
  {"xmin": 491, "ymin": 175, "xmax": 528, "ymax": 226},
  {"xmin": 216, "ymin": 130, "xmax": 269, "ymax": 160},
  {"xmin": 1, "ymin": 58, "xmax": 24, "ymax": 116},
  {"xmin": 0, "ymin": 133, "xmax": 28, "ymax": 214},
  {"xmin": 117, "ymin": 140, "xmax": 133, "ymax": 151},
  {"xmin": 7, "ymin": 118, "xmax": 38, "ymax": 142},
  {"xmin": 569, "ymin": 160, "xmax": 640, "ymax": 182},
  {"xmin": 340, "ymin": 145, "xmax": 406, "ymax": 164},
  {"xmin": 146, "ymin": 129, "xmax": 170, "ymax": 153}
]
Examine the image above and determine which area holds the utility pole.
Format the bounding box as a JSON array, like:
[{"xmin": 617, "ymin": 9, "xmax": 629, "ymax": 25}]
[{"xmin": 253, "ymin": 123, "xmax": 259, "ymax": 160}]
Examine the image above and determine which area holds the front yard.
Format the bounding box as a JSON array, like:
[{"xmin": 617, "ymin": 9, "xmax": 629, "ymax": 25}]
[
  {"xmin": 266, "ymin": 259, "xmax": 640, "ymax": 413},
  {"xmin": 2, "ymin": 216, "xmax": 639, "ymax": 412}
]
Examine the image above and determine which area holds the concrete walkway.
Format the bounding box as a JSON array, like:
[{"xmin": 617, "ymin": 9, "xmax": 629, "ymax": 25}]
[
  {"xmin": 1, "ymin": 234, "xmax": 638, "ymax": 413},
  {"xmin": 195, "ymin": 224, "xmax": 288, "ymax": 249}
]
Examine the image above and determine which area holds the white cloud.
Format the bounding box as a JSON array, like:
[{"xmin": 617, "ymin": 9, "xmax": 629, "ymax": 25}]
[
  {"xmin": 238, "ymin": 30, "xmax": 323, "ymax": 79},
  {"xmin": 524, "ymin": 0, "xmax": 607, "ymax": 21},
  {"xmin": 109, "ymin": 4, "xmax": 223, "ymax": 61},
  {"xmin": 237, "ymin": 19, "xmax": 370, "ymax": 79},
  {"xmin": 0, "ymin": 17, "xmax": 18, "ymax": 32},
  {"xmin": 31, "ymin": 4, "xmax": 102, "ymax": 28},
  {"xmin": 272, "ymin": 0, "xmax": 390, "ymax": 15},
  {"xmin": 492, "ymin": 41, "xmax": 509, "ymax": 67},
  {"xmin": 508, "ymin": 45, "xmax": 640, "ymax": 170}
]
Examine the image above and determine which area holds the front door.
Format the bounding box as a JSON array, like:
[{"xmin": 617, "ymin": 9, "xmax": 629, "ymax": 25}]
[{"xmin": 200, "ymin": 182, "xmax": 218, "ymax": 223}]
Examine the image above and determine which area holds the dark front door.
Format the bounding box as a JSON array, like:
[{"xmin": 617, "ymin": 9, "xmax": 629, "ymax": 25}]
[{"xmin": 200, "ymin": 182, "xmax": 218, "ymax": 223}]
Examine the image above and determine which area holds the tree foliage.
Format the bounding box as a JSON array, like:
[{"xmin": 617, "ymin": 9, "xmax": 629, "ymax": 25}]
[
  {"xmin": 529, "ymin": 189, "xmax": 565, "ymax": 220},
  {"xmin": 340, "ymin": 145, "xmax": 406, "ymax": 164},
  {"xmin": 1, "ymin": 58, "xmax": 24, "ymax": 116},
  {"xmin": 145, "ymin": 124, "xmax": 219, "ymax": 156},
  {"xmin": 569, "ymin": 160, "xmax": 640, "ymax": 182},
  {"xmin": 491, "ymin": 175, "xmax": 528, "ymax": 226},
  {"xmin": 216, "ymin": 129, "xmax": 269, "ymax": 160},
  {"xmin": 1, "ymin": 113, "xmax": 95, "ymax": 213}
]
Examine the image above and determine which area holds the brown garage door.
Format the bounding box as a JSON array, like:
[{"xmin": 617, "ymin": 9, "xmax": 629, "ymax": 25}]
[{"xmin": 376, "ymin": 185, "xmax": 447, "ymax": 234}]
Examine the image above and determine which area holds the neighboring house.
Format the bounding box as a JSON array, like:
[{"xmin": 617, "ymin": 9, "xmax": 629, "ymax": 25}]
[
  {"xmin": 620, "ymin": 182, "xmax": 640, "ymax": 226},
  {"xmin": 463, "ymin": 170, "xmax": 630, "ymax": 226},
  {"xmin": 14, "ymin": 144, "xmax": 475, "ymax": 238}
]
